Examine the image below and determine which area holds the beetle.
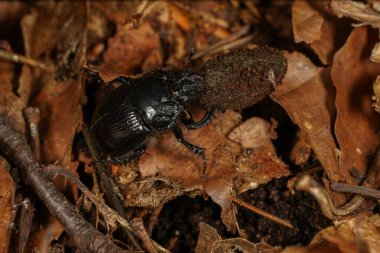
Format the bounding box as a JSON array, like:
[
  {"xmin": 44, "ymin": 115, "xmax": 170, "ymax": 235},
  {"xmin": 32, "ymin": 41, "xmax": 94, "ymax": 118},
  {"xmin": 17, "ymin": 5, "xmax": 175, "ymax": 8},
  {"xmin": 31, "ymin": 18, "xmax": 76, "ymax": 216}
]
[{"xmin": 90, "ymin": 69, "xmax": 218, "ymax": 168}]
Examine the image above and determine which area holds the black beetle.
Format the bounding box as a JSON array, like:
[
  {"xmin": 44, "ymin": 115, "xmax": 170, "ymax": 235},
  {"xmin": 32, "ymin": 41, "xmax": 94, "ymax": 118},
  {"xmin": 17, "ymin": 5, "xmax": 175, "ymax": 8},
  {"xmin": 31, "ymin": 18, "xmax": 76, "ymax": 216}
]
[
  {"xmin": 90, "ymin": 69, "xmax": 217, "ymax": 167},
  {"xmin": 90, "ymin": 47, "xmax": 288, "ymax": 169}
]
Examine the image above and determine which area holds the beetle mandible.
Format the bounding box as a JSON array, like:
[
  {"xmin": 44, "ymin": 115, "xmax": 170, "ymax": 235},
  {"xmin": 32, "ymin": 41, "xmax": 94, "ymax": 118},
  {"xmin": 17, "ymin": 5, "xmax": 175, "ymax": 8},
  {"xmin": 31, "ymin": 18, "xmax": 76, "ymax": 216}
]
[{"xmin": 90, "ymin": 69, "xmax": 217, "ymax": 168}]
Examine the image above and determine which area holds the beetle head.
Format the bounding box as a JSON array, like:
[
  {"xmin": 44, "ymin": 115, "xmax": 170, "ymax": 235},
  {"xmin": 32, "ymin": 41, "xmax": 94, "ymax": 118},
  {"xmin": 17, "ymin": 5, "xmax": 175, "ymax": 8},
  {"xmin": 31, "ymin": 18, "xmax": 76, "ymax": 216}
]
[{"xmin": 171, "ymin": 70, "xmax": 202, "ymax": 104}]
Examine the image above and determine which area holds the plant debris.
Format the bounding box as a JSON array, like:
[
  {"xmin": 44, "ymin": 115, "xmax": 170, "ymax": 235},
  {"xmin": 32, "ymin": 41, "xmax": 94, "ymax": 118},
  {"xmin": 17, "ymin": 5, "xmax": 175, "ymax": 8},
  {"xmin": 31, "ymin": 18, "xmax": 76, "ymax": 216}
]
[{"xmin": 0, "ymin": 1, "xmax": 380, "ymax": 253}]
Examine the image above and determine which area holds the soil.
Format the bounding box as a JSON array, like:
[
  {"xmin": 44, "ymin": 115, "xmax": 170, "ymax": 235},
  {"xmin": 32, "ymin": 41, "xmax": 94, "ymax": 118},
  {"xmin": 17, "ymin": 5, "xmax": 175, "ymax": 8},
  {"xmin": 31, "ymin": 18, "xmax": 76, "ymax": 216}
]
[{"xmin": 151, "ymin": 176, "xmax": 332, "ymax": 252}]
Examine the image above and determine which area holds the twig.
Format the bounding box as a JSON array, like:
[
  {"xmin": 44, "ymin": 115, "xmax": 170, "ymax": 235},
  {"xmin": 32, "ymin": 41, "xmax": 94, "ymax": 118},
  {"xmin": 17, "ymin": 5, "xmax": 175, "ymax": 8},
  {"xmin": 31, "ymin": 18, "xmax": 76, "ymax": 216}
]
[
  {"xmin": 131, "ymin": 218, "xmax": 159, "ymax": 253},
  {"xmin": 13, "ymin": 198, "xmax": 34, "ymax": 253},
  {"xmin": 192, "ymin": 26, "xmax": 252, "ymax": 60},
  {"xmin": 331, "ymin": 182, "xmax": 380, "ymax": 199},
  {"xmin": 0, "ymin": 49, "xmax": 51, "ymax": 71},
  {"xmin": 23, "ymin": 107, "xmax": 40, "ymax": 160},
  {"xmin": 230, "ymin": 196, "xmax": 294, "ymax": 229},
  {"xmin": 330, "ymin": 147, "xmax": 380, "ymax": 199},
  {"xmin": 296, "ymin": 175, "xmax": 365, "ymax": 220},
  {"xmin": 147, "ymin": 204, "xmax": 163, "ymax": 236},
  {"xmin": 0, "ymin": 115, "xmax": 124, "ymax": 252},
  {"xmin": 82, "ymin": 124, "xmax": 142, "ymax": 251}
]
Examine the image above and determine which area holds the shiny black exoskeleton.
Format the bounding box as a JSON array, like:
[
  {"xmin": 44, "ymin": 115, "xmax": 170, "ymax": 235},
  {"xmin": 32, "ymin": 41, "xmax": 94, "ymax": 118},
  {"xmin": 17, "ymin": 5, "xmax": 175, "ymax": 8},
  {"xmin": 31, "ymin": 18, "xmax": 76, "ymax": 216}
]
[{"xmin": 90, "ymin": 69, "xmax": 217, "ymax": 167}]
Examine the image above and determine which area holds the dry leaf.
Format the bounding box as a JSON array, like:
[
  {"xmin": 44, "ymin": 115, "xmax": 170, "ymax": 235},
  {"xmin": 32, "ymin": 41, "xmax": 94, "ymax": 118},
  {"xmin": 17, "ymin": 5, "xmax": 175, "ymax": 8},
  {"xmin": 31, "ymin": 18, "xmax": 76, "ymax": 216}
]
[
  {"xmin": 271, "ymin": 52, "xmax": 346, "ymax": 194},
  {"xmin": 228, "ymin": 117, "xmax": 277, "ymax": 149},
  {"xmin": 292, "ymin": 0, "xmax": 323, "ymax": 44},
  {"xmin": 195, "ymin": 222, "xmax": 278, "ymax": 253},
  {"xmin": 282, "ymin": 213, "xmax": 380, "ymax": 253},
  {"xmin": 332, "ymin": 26, "xmax": 380, "ymax": 184},
  {"xmin": 290, "ymin": 131, "xmax": 312, "ymax": 166},
  {"xmin": 28, "ymin": 2, "xmax": 87, "ymax": 166},
  {"xmin": 0, "ymin": 158, "xmax": 15, "ymax": 253},
  {"xmin": 195, "ymin": 222, "xmax": 222, "ymax": 253},
  {"xmin": 292, "ymin": 0, "xmax": 351, "ymax": 64},
  {"xmin": 120, "ymin": 111, "xmax": 288, "ymax": 231},
  {"xmin": 100, "ymin": 22, "xmax": 162, "ymax": 75},
  {"xmin": 330, "ymin": 0, "xmax": 380, "ymax": 63},
  {"xmin": 330, "ymin": 0, "xmax": 380, "ymax": 28}
]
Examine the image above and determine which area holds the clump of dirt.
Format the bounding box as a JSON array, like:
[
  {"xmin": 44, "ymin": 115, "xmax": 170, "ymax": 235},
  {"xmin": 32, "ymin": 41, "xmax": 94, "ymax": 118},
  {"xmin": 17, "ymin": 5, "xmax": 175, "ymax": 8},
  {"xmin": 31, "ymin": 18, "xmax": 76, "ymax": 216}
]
[
  {"xmin": 237, "ymin": 177, "xmax": 332, "ymax": 246},
  {"xmin": 198, "ymin": 46, "xmax": 287, "ymax": 111},
  {"xmin": 152, "ymin": 196, "xmax": 227, "ymax": 253},
  {"xmin": 152, "ymin": 176, "xmax": 331, "ymax": 252}
]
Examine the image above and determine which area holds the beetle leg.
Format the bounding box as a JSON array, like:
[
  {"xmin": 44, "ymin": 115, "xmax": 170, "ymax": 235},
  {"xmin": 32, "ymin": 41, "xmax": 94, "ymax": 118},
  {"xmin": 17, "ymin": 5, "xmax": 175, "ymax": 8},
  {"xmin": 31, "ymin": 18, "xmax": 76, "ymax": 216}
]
[
  {"xmin": 182, "ymin": 108, "xmax": 219, "ymax": 130},
  {"xmin": 173, "ymin": 126, "xmax": 206, "ymax": 174}
]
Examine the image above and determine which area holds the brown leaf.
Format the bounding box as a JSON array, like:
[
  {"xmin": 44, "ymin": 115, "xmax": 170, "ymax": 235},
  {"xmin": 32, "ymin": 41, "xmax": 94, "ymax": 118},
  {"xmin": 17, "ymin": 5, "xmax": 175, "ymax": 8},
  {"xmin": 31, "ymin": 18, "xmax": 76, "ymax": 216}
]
[
  {"xmin": 330, "ymin": 0, "xmax": 380, "ymax": 29},
  {"xmin": 195, "ymin": 223, "xmax": 277, "ymax": 253},
  {"xmin": 292, "ymin": 0, "xmax": 352, "ymax": 64},
  {"xmin": 125, "ymin": 111, "xmax": 289, "ymax": 231},
  {"xmin": 290, "ymin": 131, "xmax": 312, "ymax": 166},
  {"xmin": 292, "ymin": 0, "xmax": 323, "ymax": 45},
  {"xmin": 332, "ymin": 26, "xmax": 380, "ymax": 184},
  {"xmin": 271, "ymin": 52, "xmax": 346, "ymax": 204},
  {"xmin": 100, "ymin": 22, "xmax": 162, "ymax": 75},
  {"xmin": 195, "ymin": 222, "xmax": 222, "ymax": 253},
  {"xmin": 0, "ymin": 158, "xmax": 15, "ymax": 252},
  {"xmin": 228, "ymin": 117, "xmax": 277, "ymax": 149},
  {"xmin": 282, "ymin": 213, "xmax": 380, "ymax": 253},
  {"xmin": 0, "ymin": 51, "xmax": 32, "ymax": 132},
  {"xmin": 212, "ymin": 238, "xmax": 276, "ymax": 253},
  {"xmin": 28, "ymin": 2, "xmax": 87, "ymax": 166}
]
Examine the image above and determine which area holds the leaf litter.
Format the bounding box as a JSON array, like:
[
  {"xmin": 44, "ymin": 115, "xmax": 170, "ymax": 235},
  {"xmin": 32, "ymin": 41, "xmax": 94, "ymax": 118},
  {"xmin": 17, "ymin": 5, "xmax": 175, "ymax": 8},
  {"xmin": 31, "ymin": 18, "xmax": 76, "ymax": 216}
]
[{"xmin": 0, "ymin": 1, "xmax": 379, "ymax": 253}]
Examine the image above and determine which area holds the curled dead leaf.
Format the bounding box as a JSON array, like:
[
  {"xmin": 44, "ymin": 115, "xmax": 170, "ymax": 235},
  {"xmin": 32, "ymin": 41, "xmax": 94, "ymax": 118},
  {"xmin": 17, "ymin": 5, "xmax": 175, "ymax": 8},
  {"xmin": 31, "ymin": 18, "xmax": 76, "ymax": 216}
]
[
  {"xmin": 332, "ymin": 26, "xmax": 380, "ymax": 184},
  {"xmin": 195, "ymin": 222, "xmax": 278, "ymax": 253},
  {"xmin": 290, "ymin": 131, "xmax": 312, "ymax": 166},
  {"xmin": 0, "ymin": 157, "xmax": 15, "ymax": 253},
  {"xmin": 271, "ymin": 52, "xmax": 345, "ymax": 198},
  {"xmin": 292, "ymin": 0, "xmax": 351, "ymax": 64},
  {"xmin": 228, "ymin": 117, "xmax": 277, "ymax": 149},
  {"xmin": 100, "ymin": 22, "xmax": 162, "ymax": 75},
  {"xmin": 282, "ymin": 213, "xmax": 380, "ymax": 253}
]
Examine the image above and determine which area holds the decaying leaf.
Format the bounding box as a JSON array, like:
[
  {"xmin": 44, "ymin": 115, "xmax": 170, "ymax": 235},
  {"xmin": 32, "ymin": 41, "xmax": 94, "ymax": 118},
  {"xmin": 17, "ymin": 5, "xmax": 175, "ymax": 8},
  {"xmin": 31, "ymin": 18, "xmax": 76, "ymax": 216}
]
[
  {"xmin": 0, "ymin": 158, "xmax": 15, "ymax": 253},
  {"xmin": 228, "ymin": 117, "xmax": 277, "ymax": 149},
  {"xmin": 0, "ymin": 50, "xmax": 32, "ymax": 132},
  {"xmin": 330, "ymin": 0, "xmax": 380, "ymax": 63},
  {"xmin": 330, "ymin": 0, "xmax": 380, "ymax": 28},
  {"xmin": 290, "ymin": 131, "xmax": 312, "ymax": 166},
  {"xmin": 282, "ymin": 213, "xmax": 380, "ymax": 253},
  {"xmin": 27, "ymin": 2, "xmax": 87, "ymax": 166},
  {"xmin": 195, "ymin": 222, "xmax": 278, "ymax": 253},
  {"xmin": 332, "ymin": 26, "xmax": 380, "ymax": 185},
  {"xmin": 271, "ymin": 52, "xmax": 346, "ymax": 203},
  {"xmin": 292, "ymin": 0, "xmax": 323, "ymax": 44},
  {"xmin": 116, "ymin": 110, "xmax": 288, "ymax": 231},
  {"xmin": 292, "ymin": 0, "xmax": 351, "ymax": 64},
  {"xmin": 100, "ymin": 22, "xmax": 162, "ymax": 75}
]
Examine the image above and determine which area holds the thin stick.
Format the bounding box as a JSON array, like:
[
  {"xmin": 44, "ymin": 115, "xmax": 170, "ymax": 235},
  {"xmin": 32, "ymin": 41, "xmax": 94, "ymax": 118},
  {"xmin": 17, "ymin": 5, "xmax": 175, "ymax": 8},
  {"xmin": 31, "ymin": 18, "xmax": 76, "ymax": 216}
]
[
  {"xmin": 230, "ymin": 196, "xmax": 294, "ymax": 229},
  {"xmin": 23, "ymin": 107, "xmax": 41, "ymax": 160},
  {"xmin": 131, "ymin": 218, "xmax": 159, "ymax": 253},
  {"xmin": 0, "ymin": 115, "xmax": 124, "ymax": 252},
  {"xmin": 147, "ymin": 204, "xmax": 163, "ymax": 236},
  {"xmin": 192, "ymin": 26, "xmax": 251, "ymax": 60},
  {"xmin": 82, "ymin": 124, "xmax": 142, "ymax": 251},
  {"xmin": 0, "ymin": 49, "xmax": 51, "ymax": 71},
  {"xmin": 331, "ymin": 182, "xmax": 380, "ymax": 199},
  {"xmin": 296, "ymin": 175, "xmax": 364, "ymax": 219}
]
